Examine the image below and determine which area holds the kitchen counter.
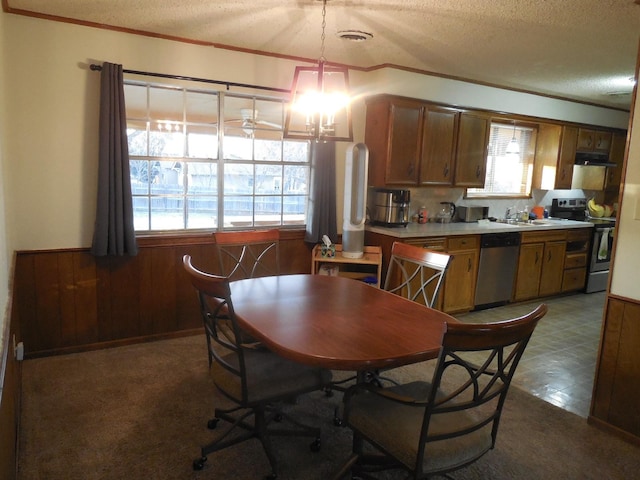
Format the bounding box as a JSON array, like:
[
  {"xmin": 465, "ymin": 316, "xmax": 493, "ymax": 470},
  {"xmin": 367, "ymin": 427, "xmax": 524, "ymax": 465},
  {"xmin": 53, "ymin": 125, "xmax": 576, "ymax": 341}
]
[{"xmin": 366, "ymin": 218, "xmax": 593, "ymax": 238}]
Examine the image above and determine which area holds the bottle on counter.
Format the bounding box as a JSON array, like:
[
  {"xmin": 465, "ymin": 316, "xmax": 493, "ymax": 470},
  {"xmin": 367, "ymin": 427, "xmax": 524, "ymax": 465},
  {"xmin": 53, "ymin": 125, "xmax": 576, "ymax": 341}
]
[{"xmin": 418, "ymin": 206, "xmax": 428, "ymax": 224}]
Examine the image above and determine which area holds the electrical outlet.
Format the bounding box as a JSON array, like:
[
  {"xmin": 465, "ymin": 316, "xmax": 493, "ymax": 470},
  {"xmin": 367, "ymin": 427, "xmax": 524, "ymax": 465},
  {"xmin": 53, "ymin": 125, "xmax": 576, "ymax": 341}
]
[{"xmin": 13, "ymin": 334, "xmax": 24, "ymax": 361}]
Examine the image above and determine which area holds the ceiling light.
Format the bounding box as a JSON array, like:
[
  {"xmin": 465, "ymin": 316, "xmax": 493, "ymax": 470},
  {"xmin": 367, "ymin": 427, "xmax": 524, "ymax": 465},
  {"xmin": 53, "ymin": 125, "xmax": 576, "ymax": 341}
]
[{"xmin": 284, "ymin": 0, "xmax": 353, "ymax": 142}]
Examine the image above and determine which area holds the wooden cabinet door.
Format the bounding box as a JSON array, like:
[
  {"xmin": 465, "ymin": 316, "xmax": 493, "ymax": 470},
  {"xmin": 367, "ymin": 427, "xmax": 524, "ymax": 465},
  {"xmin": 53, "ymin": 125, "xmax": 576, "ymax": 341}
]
[
  {"xmin": 514, "ymin": 243, "xmax": 543, "ymax": 301},
  {"xmin": 419, "ymin": 106, "xmax": 458, "ymax": 185},
  {"xmin": 365, "ymin": 96, "xmax": 423, "ymax": 186},
  {"xmin": 556, "ymin": 126, "xmax": 578, "ymax": 189},
  {"xmin": 539, "ymin": 241, "xmax": 566, "ymax": 296},
  {"xmin": 454, "ymin": 113, "xmax": 489, "ymax": 187},
  {"xmin": 443, "ymin": 249, "xmax": 478, "ymax": 313},
  {"xmin": 605, "ymin": 131, "xmax": 626, "ymax": 193},
  {"xmin": 577, "ymin": 128, "xmax": 612, "ymax": 153}
]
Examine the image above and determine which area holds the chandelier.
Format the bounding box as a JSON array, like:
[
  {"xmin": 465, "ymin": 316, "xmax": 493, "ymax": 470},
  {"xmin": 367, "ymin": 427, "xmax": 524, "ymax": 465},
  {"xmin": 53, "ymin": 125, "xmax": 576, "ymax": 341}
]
[{"xmin": 283, "ymin": 0, "xmax": 353, "ymax": 142}]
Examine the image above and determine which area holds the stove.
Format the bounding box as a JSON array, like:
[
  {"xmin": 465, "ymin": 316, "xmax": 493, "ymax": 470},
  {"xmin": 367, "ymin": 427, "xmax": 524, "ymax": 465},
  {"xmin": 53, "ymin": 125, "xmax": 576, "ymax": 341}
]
[{"xmin": 550, "ymin": 198, "xmax": 615, "ymax": 293}]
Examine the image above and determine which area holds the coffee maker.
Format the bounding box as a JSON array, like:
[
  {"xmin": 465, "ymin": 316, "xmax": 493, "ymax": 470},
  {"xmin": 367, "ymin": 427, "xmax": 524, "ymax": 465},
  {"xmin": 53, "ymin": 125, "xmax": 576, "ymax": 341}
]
[{"xmin": 370, "ymin": 188, "xmax": 410, "ymax": 227}]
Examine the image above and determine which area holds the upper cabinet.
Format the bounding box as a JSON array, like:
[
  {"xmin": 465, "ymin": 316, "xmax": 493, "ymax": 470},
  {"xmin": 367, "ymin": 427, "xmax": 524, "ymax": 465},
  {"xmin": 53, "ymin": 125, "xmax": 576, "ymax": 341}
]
[
  {"xmin": 365, "ymin": 96, "xmax": 423, "ymax": 185},
  {"xmin": 420, "ymin": 106, "xmax": 458, "ymax": 185},
  {"xmin": 577, "ymin": 128, "xmax": 612, "ymax": 153},
  {"xmin": 453, "ymin": 113, "xmax": 490, "ymax": 187},
  {"xmin": 365, "ymin": 95, "xmax": 487, "ymax": 188},
  {"xmin": 533, "ymin": 124, "xmax": 577, "ymax": 190}
]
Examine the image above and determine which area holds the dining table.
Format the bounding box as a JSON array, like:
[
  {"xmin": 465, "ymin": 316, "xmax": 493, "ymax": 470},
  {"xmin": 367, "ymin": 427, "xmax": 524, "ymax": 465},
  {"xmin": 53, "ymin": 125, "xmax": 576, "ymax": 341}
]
[{"xmin": 229, "ymin": 273, "xmax": 457, "ymax": 372}]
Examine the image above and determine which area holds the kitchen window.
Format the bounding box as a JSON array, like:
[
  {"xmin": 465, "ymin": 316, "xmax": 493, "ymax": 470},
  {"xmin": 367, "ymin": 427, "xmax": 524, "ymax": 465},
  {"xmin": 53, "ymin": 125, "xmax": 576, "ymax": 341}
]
[
  {"xmin": 124, "ymin": 82, "xmax": 310, "ymax": 232},
  {"xmin": 467, "ymin": 122, "xmax": 536, "ymax": 198}
]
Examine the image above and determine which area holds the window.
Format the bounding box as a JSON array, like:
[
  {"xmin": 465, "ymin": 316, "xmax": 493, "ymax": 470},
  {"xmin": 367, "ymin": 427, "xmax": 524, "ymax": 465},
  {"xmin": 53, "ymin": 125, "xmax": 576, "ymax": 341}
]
[
  {"xmin": 125, "ymin": 82, "xmax": 310, "ymax": 232},
  {"xmin": 467, "ymin": 122, "xmax": 537, "ymax": 198}
]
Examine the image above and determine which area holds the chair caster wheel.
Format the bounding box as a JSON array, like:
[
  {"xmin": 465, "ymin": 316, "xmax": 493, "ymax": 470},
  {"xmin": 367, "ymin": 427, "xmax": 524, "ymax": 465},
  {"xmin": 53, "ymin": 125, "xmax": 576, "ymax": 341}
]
[
  {"xmin": 274, "ymin": 413, "xmax": 283, "ymax": 422},
  {"xmin": 310, "ymin": 437, "xmax": 321, "ymax": 452},
  {"xmin": 324, "ymin": 387, "xmax": 334, "ymax": 397},
  {"xmin": 264, "ymin": 473, "xmax": 277, "ymax": 480},
  {"xmin": 193, "ymin": 456, "xmax": 207, "ymax": 470},
  {"xmin": 334, "ymin": 417, "xmax": 343, "ymax": 427},
  {"xmin": 207, "ymin": 418, "xmax": 219, "ymax": 429}
]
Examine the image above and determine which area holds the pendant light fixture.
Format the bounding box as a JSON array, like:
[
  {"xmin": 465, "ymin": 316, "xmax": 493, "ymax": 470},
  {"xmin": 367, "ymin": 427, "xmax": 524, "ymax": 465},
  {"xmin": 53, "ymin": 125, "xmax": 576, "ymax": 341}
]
[
  {"xmin": 284, "ymin": 0, "xmax": 353, "ymax": 142},
  {"xmin": 505, "ymin": 122, "xmax": 520, "ymax": 155}
]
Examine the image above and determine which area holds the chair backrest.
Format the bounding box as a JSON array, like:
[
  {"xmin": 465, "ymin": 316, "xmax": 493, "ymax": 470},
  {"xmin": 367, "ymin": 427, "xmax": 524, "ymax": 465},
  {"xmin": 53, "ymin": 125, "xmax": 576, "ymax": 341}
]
[
  {"xmin": 383, "ymin": 241, "xmax": 451, "ymax": 308},
  {"xmin": 183, "ymin": 254, "xmax": 249, "ymax": 402},
  {"xmin": 214, "ymin": 229, "xmax": 280, "ymax": 280},
  {"xmin": 416, "ymin": 303, "xmax": 548, "ymax": 474}
]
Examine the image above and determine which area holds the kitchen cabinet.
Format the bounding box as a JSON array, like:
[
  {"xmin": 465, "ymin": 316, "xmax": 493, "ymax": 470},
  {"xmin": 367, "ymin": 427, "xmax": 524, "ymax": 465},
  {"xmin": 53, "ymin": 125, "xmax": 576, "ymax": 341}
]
[
  {"xmin": 514, "ymin": 230, "xmax": 567, "ymax": 301},
  {"xmin": 533, "ymin": 124, "xmax": 578, "ymax": 190},
  {"xmin": 364, "ymin": 95, "xmax": 487, "ymax": 188},
  {"xmin": 577, "ymin": 128, "xmax": 612, "ymax": 153},
  {"xmin": 556, "ymin": 126, "xmax": 579, "ymax": 189},
  {"xmin": 604, "ymin": 130, "xmax": 627, "ymax": 203},
  {"xmin": 442, "ymin": 235, "xmax": 479, "ymax": 313},
  {"xmin": 454, "ymin": 113, "xmax": 490, "ymax": 187},
  {"xmin": 364, "ymin": 96, "xmax": 423, "ymax": 185},
  {"xmin": 562, "ymin": 228, "xmax": 591, "ymax": 292},
  {"xmin": 420, "ymin": 106, "xmax": 458, "ymax": 185}
]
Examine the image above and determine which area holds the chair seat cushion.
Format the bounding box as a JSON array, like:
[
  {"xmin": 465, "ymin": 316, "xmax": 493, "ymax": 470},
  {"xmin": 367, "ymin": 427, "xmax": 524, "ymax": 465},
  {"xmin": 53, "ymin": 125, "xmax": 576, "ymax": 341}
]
[
  {"xmin": 212, "ymin": 349, "xmax": 332, "ymax": 404},
  {"xmin": 348, "ymin": 381, "xmax": 493, "ymax": 475}
]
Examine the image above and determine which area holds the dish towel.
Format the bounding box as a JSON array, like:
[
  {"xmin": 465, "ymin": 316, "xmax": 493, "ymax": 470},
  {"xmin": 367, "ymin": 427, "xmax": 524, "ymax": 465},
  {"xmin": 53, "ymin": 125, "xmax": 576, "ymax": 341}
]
[{"xmin": 598, "ymin": 228, "xmax": 610, "ymax": 260}]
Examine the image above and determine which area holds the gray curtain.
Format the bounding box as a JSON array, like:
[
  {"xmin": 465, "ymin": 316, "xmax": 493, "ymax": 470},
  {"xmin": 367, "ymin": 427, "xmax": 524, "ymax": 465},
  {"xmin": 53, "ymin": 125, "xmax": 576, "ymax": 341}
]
[
  {"xmin": 305, "ymin": 141, "xmax": 338, "ymax": 244},
  {"xmin": 90, "ymin": 62, "xmax": 138, "ymax": 256}
]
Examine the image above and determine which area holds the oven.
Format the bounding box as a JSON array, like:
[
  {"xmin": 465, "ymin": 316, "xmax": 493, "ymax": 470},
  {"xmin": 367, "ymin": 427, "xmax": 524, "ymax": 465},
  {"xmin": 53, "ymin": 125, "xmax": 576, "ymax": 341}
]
[
  {"xmin": 550, "ymin": 198, "xmax": 615, "ymax": 293},
  {"xmin": 585, "ymin": 219, "xmax": 615, "ymax": 293}
]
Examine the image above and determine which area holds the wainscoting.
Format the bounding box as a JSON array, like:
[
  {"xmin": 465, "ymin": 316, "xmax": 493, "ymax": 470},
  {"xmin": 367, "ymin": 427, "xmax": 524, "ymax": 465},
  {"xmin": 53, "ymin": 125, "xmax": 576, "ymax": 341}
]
[{"xmin": 13, "ymin": 230, "xmax": 312, "ymax": 358}]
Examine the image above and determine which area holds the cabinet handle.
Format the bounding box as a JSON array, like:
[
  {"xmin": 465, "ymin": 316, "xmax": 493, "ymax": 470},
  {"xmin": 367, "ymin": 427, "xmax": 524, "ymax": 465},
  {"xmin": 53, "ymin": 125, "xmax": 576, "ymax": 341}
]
[
  {"xmin": 467, "ymin": 258, "xmax": 472, "ymax": 272},
  {"xmin": 476, "ymin": 165, "xmax": 481, "ymax": 178},
  {"xmin": 408, "ymin": 163, "xmax": 414, "ymax": 176},
  {"xmin": 444, "ymin": 164, "xmax": 449, "ymax": 177},
  {"xmin": 547, "ymin": 250, "xmax": 552, "ymax": 262},
  {"xmin": 535, "ymin": 252, "xmax": 539, "ymax": 264}
]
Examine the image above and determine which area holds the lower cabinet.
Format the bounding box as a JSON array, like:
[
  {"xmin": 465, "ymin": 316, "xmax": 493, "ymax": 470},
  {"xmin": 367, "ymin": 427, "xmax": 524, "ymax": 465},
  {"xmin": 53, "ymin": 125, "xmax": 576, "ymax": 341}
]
[
  {"xmin": 443, "ymin": 236, "xmax": 479, "ymax": 313},
  {"xmin": 514, "ymin": 230, "xmax": 567, "ymax": 301}
]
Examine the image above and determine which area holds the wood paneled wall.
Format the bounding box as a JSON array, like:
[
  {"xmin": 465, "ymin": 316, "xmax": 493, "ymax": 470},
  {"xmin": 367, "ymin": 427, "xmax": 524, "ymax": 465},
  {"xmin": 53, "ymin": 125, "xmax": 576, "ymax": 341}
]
[
  {"xmin": 590, "ymin": 295, "xmax": 640, "ymax": 442},
  {"xmin": 14, "ymin": 230, "xmax": 312, "ymax": 358}
]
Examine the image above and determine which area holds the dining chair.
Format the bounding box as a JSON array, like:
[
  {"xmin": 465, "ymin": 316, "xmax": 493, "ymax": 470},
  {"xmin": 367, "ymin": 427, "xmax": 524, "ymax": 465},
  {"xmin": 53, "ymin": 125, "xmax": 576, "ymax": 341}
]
[
  {"xmin": 384, "ymin": 241, "xmax": 451, "ymax": 309},
  {"xmin": 183, "ymin": 255, "xmax": 333, "ymax": 479},
  {"xmin": 333, "ymin": 303, "xmax": 548, "ymax": 480},
  {"xmin": 213, "ymin": 229, "xmax": 280, "ymax": 280}
]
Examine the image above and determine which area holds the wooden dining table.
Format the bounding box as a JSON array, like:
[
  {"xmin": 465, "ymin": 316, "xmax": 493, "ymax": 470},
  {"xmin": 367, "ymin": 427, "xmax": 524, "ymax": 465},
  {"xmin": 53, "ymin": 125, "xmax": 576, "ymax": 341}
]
[{"xmin": 229, "ymin": 274, "xmax": 457, "ymax": 371}]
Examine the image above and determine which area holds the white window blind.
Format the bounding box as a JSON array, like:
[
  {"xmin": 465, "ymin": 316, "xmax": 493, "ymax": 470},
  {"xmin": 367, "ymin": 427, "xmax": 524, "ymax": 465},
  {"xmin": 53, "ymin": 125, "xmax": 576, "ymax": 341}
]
[{"xmin": 467, "ymin": 123, "xmax": 536, "ymax": 198}]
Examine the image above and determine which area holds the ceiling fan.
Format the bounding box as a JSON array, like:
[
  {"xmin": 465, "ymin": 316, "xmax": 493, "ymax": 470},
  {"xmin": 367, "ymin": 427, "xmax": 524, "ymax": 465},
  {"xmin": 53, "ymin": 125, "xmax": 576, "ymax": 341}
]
[{"xmin": 224, "ymin": 108, "xmax": 282, "ymax": 136}]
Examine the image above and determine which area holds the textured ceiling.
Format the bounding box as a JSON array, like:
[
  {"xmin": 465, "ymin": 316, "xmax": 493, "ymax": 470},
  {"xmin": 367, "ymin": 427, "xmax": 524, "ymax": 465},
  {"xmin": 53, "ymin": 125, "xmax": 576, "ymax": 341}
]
[{"xmin": 6, "ymin": 0, "xmax": 640, "ymax": 110}]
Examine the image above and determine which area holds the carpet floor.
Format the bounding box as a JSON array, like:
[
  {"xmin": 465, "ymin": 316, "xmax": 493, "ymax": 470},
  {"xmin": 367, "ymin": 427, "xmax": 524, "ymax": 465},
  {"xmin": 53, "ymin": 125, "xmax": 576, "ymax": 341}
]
[{"xmin": 18, "ymin": 334, "xmax": 640, "ymax": 479}]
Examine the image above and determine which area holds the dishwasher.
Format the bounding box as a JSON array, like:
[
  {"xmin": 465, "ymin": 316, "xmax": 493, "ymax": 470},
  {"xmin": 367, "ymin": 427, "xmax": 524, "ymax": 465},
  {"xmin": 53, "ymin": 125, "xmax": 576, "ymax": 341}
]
[{"xmin": 474, "ymin": 232, "xmax": 521, "ymax": 309}]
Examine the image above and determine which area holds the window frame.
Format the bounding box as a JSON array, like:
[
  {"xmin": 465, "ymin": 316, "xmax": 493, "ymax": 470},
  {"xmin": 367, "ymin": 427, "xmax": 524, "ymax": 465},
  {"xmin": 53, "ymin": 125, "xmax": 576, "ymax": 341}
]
[
  {"xmin": 124, "ymin": 80, "xmax": 311, "ymax": 234},
  {"xmin": 466, "ymin": 121, "xmax": 538, "ymax": 199}
]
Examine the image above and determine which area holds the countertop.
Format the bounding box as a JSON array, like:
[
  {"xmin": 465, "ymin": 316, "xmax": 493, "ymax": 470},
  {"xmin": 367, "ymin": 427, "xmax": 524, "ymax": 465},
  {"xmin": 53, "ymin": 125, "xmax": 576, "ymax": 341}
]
[{"xmin": 366, "ymin": 218, "xmax": 593, "ymax": 238}]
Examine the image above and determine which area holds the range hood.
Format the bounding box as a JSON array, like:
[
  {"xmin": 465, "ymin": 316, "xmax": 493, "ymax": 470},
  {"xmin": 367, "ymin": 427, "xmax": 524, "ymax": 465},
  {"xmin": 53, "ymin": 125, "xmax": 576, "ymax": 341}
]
[{"xmin": 575, "ymin": 151, "xmax": 616, "ymax": 167}]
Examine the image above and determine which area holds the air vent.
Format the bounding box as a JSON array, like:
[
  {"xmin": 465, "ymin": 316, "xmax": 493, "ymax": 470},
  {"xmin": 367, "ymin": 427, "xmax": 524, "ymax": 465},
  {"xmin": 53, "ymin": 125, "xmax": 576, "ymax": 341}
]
[{"xmin": 337, "ymin": 30, "xmax": 373, "ymax": 42}]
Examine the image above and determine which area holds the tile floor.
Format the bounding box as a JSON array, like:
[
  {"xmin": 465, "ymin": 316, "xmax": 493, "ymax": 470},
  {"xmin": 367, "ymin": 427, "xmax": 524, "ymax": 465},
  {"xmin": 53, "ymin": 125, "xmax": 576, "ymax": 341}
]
[{"xmin": 454, "ymin": 291, "xmax": 606, "ymax": 418}]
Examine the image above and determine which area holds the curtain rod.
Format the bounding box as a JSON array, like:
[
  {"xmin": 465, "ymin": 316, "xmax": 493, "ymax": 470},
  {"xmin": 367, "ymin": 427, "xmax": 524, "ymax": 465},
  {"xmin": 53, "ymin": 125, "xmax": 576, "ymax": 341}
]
[{"xmin": 89, "ymin": 64, "xmax": 290, "ymax": 94}]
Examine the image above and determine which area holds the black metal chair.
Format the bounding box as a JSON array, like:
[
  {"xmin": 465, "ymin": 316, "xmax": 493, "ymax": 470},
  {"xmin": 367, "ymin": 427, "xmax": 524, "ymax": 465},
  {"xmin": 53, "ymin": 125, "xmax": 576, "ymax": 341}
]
[
  {"xmin": 214, "ymin": 229, "xmax": 280, "ymax": 280},
  {"xmin": 183, "ymin": 255, "xmax": 333, "ymax": 479},
  {"xmin": 333, "ymin": 304, "xmax": 548, "ymax": 480},
  {"xmin": 384, "ymin": 241, "xmax": 451, "ymax": 309}
]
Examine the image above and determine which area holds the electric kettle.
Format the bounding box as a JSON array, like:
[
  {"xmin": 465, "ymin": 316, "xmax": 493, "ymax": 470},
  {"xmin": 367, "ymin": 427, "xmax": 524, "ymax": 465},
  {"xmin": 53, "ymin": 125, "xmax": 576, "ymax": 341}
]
[{"xmin": 436, "ymin": 202, "xmax": 456, "ymax": 223}]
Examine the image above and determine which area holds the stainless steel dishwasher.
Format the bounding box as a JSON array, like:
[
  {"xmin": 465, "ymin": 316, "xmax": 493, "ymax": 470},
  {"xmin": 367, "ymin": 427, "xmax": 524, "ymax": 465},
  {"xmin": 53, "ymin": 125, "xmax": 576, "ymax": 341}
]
[{"xmin": 474, "ymin": 232, "xmax": 521, "ymax": 309}]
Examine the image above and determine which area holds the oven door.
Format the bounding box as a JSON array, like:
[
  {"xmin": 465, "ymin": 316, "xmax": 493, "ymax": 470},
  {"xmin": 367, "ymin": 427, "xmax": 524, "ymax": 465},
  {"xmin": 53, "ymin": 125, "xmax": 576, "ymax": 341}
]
[{"xmin": 590, "ymin": 226, "xmax": 614, "ymax": 272}]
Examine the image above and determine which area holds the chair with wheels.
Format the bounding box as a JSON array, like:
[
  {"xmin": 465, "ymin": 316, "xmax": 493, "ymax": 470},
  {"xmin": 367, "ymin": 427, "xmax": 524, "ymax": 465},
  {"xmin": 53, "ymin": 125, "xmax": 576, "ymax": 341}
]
[
  {"xmin": 384, "ymin": 241, "xmax": 451, "ymax": 309},
  {"xmin": 183, "ymin": 255, "xmax": 333, "ymax": 479},
  {"xmin": 214, "ymin": 229, "xmax": 280, "ymax": 280},
  {"xmin": 333, "ymin": 303, "xmax": 548, "ymax": 480}
]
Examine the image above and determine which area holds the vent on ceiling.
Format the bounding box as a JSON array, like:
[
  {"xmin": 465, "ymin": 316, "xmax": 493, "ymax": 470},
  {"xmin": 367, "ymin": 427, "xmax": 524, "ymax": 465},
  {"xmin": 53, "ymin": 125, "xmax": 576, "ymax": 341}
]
[{"xmin": 337, "ymin": 30, "xmax": 373, "ymax": 42}]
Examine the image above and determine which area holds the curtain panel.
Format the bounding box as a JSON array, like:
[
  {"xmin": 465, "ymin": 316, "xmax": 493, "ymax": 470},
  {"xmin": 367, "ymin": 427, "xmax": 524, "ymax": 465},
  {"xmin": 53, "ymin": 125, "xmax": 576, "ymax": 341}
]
[
  {"xmin": 305, "ymin": 141, "xmax": 338, "ymax": 244},
  {"xmin": 90, "ymin": 62, "xmax": 138, "ymax": 256}
]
